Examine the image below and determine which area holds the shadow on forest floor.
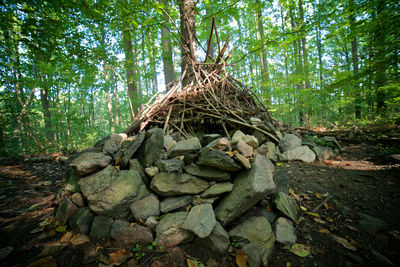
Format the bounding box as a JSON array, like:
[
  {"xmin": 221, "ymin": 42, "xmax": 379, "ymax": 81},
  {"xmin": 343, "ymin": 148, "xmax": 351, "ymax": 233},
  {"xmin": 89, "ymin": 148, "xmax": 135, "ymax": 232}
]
[{"xmin": 0, "ymin": 126, "xmax": 400, "ymax": 267}]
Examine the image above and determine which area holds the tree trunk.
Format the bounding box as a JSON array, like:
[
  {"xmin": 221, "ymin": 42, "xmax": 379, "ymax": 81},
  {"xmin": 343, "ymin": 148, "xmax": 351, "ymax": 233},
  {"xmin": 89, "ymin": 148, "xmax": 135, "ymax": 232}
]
[
  {"xmin": 375, "ymin": 0, "xmax": 387, "ymax": 112},
  {"xmin": 161, "ymin": 0, "xmax": 175, "ymax": 90},
  {"xmin": 149, "ymin": 31, "xmax": 158, "ymax": 94},
  {"xmin": 349, "ymin": 0, "xmax": 361, "ymax": 119},
  {"xmin": 122, "ymin": 13, "xmax": 139, "ymax": 118},
  {"xmin": 40, "ymin": 86, "xmax": 55, "ymax": 144},
  {"xmin": 180, "ymin": 0, "xmax": 196, "ymax": 87},
  {"xmin": 255, "ymin": 0, "xmax": 270, "ymax": 104}
]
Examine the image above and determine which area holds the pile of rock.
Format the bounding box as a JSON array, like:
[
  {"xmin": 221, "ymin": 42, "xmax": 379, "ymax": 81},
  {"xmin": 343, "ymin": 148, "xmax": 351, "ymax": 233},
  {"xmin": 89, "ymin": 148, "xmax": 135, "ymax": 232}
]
[{"xmin": 56, "ymin": 121, "xmax": 337, "ymax": 266}]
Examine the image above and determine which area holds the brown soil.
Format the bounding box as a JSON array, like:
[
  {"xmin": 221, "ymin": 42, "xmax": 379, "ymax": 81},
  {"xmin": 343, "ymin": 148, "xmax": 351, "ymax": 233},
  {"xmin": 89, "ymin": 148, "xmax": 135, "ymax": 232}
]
[{"xmin": 1, "ymin": 129, "xmax": 399, "ymax": 267}]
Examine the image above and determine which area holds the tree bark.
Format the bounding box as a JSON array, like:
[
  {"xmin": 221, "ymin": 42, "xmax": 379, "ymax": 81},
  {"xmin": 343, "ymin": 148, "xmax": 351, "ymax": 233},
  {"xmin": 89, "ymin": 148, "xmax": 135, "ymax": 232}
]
[
  {"xmin": 349, "ymin": 0, "xmax": 361, "ymax": 118},
  {"xmin": 255, "ymin": 0, "xmax": 270, "ymax": 104},
  {"xmin": 122, "ymin": 13, "xmax": 139, "ymax": 118},
  {"xmin": 180, "ymin": 0, "xmax": 196, "ymax": 88},
  {"xmin": 375, "ymin": 0, "xmax": 387, "ymax": 112},
  {"xmin": 161, "ymin": 0, "xmax": 175, "ymax": 90}
]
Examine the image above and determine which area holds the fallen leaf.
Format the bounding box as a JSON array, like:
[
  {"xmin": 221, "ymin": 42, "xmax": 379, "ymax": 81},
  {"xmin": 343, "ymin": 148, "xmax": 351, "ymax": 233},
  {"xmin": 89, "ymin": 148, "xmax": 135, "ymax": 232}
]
[
  {"xmin": 48, "ymin": 229, "xmax": 56, "ymax": 237},
  {"xmin": 205, "ymin": 258, "xmax": 218, "ymax": 267},
  {"xmin": 323, "ymin": 202, "xmax": 329, "ymax": 210},
  {"xmin": 60, "ymin": 231, "xmax": 73, "ymax": 243},
  {"xmin": 234, "ymin": 248, "xmax": 247, "ymax": 267},
  {"xmin": 334, "ymin": 236, "xmax": 356, "ymax": 251},
  {"xmin": 139, "ymin": 218, "xmax": 145, "ymax": 224},
  {"xmin": 70, "ymin": 234, "xmax": 90, "ymax": 246},
  {"xmin": 27, "ymin": 256, "xmax": 57, "ymax": 267},
  {"xmin": 313, "ymin": 218, "xmax": 327, "ymax": 224},
  {"xmin": 347, "ymin": 225, "xmax": 359, "ymax": 232},
  {"xmin": 44, "ymin": 181, "xmax": 52, "ymax": 186},
  {"xmin": 108, "ymin": 249, "xmax": 133, "ymax": 266},
  {"xmin": 315, "ymin": 193, "xmax": 323, "ymax": 199},
  {"xmin": 389, "ymin": 230, "xmax": 400, "ymax": 240},
  {"xmin": 115, "ymin": 166, "xmax": 120, "ymax": 171},
  {"xmin": 289, "ymin": 244, "xmax": 310, "ymax": 257},
  {"xmin": 187, "ymin": 258, "xmax": 205, "ymax": 267},
  {"xmin": 28, "ymin": 203, "xmax": 40, "ymax": 211},
  {"xmin": 286, "ymin": 262, "xmax": 291, "ymax": 267},
  {"xmin": 326, "ymin": 217, "xmax": 334, "ymax": 222},
  {"xmin": 300, "ymin": 205, "xmax": 308, "ymax": 211},
  {"xmin": 55, "ymin": 225, "xmax": 67, "ymax": 232},
  {"xmin": 130, "ymin": 222, "xmax": 137, "ymax": 227},
  {"xmin": 266, "ymin": 204, "xmax": 273, "ymax": 212},
  {"xmin": 276, "ymin": 163, "xmax": 283, "ymax": 166},
  {"xmin": 186, "ymin": 204, "xmax": 191, "ymax": 212},
  {"xmin": 319, "ymin": 228, "xmax": 330, "ymax": 234},
  {"xmin": 305, "ymin": 212, "xmax": 320, "ymax": 218}
]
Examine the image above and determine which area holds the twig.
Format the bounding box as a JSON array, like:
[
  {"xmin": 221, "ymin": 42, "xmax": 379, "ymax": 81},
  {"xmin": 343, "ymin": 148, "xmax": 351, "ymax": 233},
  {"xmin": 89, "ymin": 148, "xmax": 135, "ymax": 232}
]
[
  {"xmin": 312, "ymin": 194, "xmax": 333, "ymax": 213},
  {"xmin": 163, "ymin": 106, "xmax": 173, "ymax": 133}
]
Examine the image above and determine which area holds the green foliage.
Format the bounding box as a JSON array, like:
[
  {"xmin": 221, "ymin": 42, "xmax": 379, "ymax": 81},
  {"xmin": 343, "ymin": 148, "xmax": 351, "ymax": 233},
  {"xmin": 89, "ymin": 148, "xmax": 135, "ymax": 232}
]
[{"xmin": 1, "ymin": 0, "xmax": 399, "ymax": 157}]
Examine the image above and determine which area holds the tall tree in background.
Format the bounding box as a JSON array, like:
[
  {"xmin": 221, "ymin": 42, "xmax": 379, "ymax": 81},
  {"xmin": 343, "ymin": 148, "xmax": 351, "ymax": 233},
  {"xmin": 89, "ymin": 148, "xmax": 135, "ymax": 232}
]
[
  {"xmin": 255, "ymin": 0, "xmax": 270, "ymax": 104},
  {"xmin": 349, "ymin": 0, "xmax": 360, "ymax": 118},
  {"xmin": 160, "ymin": 0, "xmax": 175, "ymax": 90},
  {"xmin": 180, "ymin": 0, "xmax": 197, "ymax": 87}
]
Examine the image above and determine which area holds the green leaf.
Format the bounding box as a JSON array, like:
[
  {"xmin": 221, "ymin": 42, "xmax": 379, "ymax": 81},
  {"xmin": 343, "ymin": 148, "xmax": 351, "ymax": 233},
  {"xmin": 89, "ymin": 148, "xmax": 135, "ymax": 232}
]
[{"xmin": 290, "ymin": 244, "xmax": 310, "ymax": 257}]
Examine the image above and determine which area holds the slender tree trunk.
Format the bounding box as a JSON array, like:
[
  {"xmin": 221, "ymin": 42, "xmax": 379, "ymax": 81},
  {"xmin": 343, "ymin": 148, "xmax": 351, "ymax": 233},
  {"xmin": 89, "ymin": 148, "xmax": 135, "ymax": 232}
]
[
  {"xmin": 161, "ymin": 0, "xmax": 175, "ymax": 90},
  {"xmin": 122, "ymin": 13, "xmax": 139, "ymax": 118},
  {"xmin": 375, "ymin": 0, "xmax": 387, "ymax": 112},
  {"xmin": 180, "ymin": 0, "xmax": 197, "ymax": 87},
  {"xmin": 148, "ymin": 31, "xmax": 158, "ymax": 94},
  {"xmin": 255, "ymin": 0, "xmax": 270, "ymax": 104},
  {"xmin": 349, "ymin": 0, "xmax": 361, "ymax": 118},
  {"xmin": 40, "ymin": 86, "xmax": 55, "ymax": 144},
  {"xmin": 112, "ymin": 74, "xmax": 121, "ymax": 127}
]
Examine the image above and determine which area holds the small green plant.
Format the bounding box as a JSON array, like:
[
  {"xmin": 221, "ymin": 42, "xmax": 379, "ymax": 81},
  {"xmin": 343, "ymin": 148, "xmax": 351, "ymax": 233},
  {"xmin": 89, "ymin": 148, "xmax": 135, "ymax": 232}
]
[
  {"xmin": 132, "ymin": 244, "xmax": 145, "ymax": 260},
  {"xmin": 231, "ymin": 238, "xmax": 239, "ymax": 248},
  {"xmin": 147, "ymin": 241, "xmax": 157, "ymax": 251}
]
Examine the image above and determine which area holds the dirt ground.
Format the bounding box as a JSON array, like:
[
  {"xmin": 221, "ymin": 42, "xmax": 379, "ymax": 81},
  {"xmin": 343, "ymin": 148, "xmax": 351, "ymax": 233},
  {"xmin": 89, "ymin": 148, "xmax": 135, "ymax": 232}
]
[{"xmin": 1, "ymin": 126, "xmax": 399, "ymax": 267}]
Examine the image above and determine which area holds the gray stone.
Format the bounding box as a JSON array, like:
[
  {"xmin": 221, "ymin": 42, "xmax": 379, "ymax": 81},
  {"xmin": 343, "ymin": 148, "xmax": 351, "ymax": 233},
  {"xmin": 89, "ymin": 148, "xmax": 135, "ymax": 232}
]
[
  {"xmin": 155, "ymin": 159, "xmax": 184, "ymax": 172},
  {"xmin": 200, "ymin": 182, "xmax": 233, "ymax": 198},
  {"xmin": 215, "ymin": 138, "xmax": 231, "ymax": 151},
  {"xmin": 136, "ymin": 127, "xmax": 164, "ymax": 167},
  {"xmin": 196, "ymin": 148, "xmax": 242, "ymax": 172},
  {"xmin": 94, "ymin": 135, "xmax": 110, "ymax": 148},
  {"xmin": 90, "ymin": 216, "xmax": 113, "ymax": 239},
  {"xmin": 242, "ymin": 135, "xmax": 259, "ymax": 148},
  {"xmin": 56, "ymin": 197, "xmax": 78, "ymax": 225},
  {"xmin": 69, "ymin": 152, "xmax": 112, "ymax": 176},
  {"xmin": 183, "ymin": 152, "xmax": 199, "ymax": 165},
  {"xmin": 235, "ymin": 153, "xmax": 251, "ymax": 169},
  {"xmin": 119, "ymin": 131, "xmax": 146, "ymax": 169},
  {"xmin": 242, "ymin": 207, "xmax": 278, "ymax": 224},
  {"xmin": 284, "ymin": 145, "xmax": 316, "ymax": 163},
  {"xmin": 103, "ymin": 134, "xmax": 123, "ymax": 155},
  {"xmin": 272, "ymin": 192, "xmax": 299, "ymax": 222},
  {"xmin": 279, "ymin": 134, "xmax": 302, "ymax": 152},
  {"xmin": 182, "ymin": 204, "xmax": 216, "ymax": 238},
  {"xmin": 145, "ymin": 167, "xmax": 159, "ymax": 177},
  {"xmin": 64, "ymin": 167, "xmax": 80, "ymax": 192},
  {"xmin": 169, "ymin": 138, "xmax": 202, "ymax": 158},
  {"xmin": 146, "ymin": 216, "xmax": 158, "ymax": 229},
  {"xmin": 184, "ymin": 164, "xmax": 231, "ymax": 181},
  {"xmin": 274, "ymin": 171, "xmax": 290, "ymax": 194},
  {"xmin": 69, "ymin": 207, "xmax": 94, "ymax": 235},
  {"xmin": 253, "ymin": 130, "xmax": 267, "ymax": 145},
  {"xmin": 250, "ymin": 117, "xmax": 262, "ymax": 125},
  {"xmin": 156, "ymin": 212, "xmax": 193, "ymax": 247},
  {"xmin": 242, "ymin": 242, "xmax": 265, "ymax": 267},
  {"xmin": 78, "ymin": 166, "xmax": 149, "ymax": 218},
  {"xmin": 160, "ymin": 195, "xmax": 192, "ymax": 213},
  {"xmin": 163, "ymin": 134, "xmax": 177, "ymax": 152},
  {"xmin": 129, "ymin": 159, "xmax": 149, "ymax": 185},
  {"xmin": 192, "ymin": 196, "xmax": 219, "ymax": 205},
  {"xmin": 232, "ymin": 130, "xmax": 245, "ymax": 145},
  {"xmin": 111, "ymin": 219, "xmax": 153, "ymax": 245},
  {"xmin": 266, "ymin": 142, "xmax": 278, "ymax": 161},
  {"xmin": 130, "ymin": 195, "xmax": 160, "ymax": 221},
  {"xmin": 254, "ymin": 143, "xmax": 268, "ymax": 157},
  {"xmin": 275, "ymin": 217, "xmax": 296, "ymax": 245},
  {"xmin": 150, "ymin": 172, "xmax": 209, "ymax": 196},
  {"xmin": 237, "ymin": 140, "xmax": 253, "ymax": 158},
  {"xmin": 201, "ymin": 134, "xmax": 221, "ymax": 147},
  {"xmin": 71, "ymin": 192, "xmax": 84, "ymax": 207},
  {"xmin": 195, "ymin": 221, "xmax": 229, "ymax": 255},
  {"xmin": 215, "ymin": 155, "xmax": 276, "ymax": 225},
  {"xmin": 228, "ymin": 216, "xmax": 275, "ymax": 266}
]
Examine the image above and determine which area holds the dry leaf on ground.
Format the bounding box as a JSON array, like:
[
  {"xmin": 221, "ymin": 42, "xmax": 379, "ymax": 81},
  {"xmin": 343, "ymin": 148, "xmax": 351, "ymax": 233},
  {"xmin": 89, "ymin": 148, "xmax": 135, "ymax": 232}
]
[
  {"xmin": 289, "ymin": 244, "xmax": 310, "ymax": 257},
  {"xmin": 187, "ymin": 258, "xmax": 205, "ymax": 267},
  {"xmin": 27, "ymin": 256, "xmax": 57, "ymax": 267},
  {"xmin": 234, "ymin": 248, "xmax": 247, "ymax": 267},
  {"xmin": 70, "ymin": 234, "xmax": 90, "ymax": 246}
]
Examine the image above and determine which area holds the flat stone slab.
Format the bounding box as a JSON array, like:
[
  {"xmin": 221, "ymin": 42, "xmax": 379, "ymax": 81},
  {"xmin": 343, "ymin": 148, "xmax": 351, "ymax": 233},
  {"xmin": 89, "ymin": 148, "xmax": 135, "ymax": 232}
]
[
  {"xmin": 111, "ymin": 219, "xmax": 153, "ymax": 245},
  {"xmin": 275, "ymin": 217, "xmax": 296, "ymax": 245},
  {"xmin": 196, "ymin": 149, "xmax": 242, "ymax": 172},
  {"xmin": 130, "ymin": 194, "xmax": 160, "ymax": 221},
  {"xmin": 169, "ymin": 138, "xmax": 202, "ymax": 158},
  {"xmin": 150, "ymin": 172, "xmax": 209, "ymax": 197},
  {"xmin": 272, "ymin": 192, "xmax": 299, "ymax": 222},
  {"xmin": 182, "ymin": 204, "xmax": 216, "ymax": 238},
  {"xmin": 156, "ymin": 212, "xmax": 193, "ymax": 247},
  {"xmin": 69, "ymin": 152, "xmax": 112, "ymax": 176},
  {"xmin": 119, "ymin": 131, "xmax": 146, "ymax": 169},
  {"xmin": 184, "ymin": 164, "xmax": 231, "ymax": 181},
  {"xmin": 160, "ymin": 195, "xmax": 192, "ymax": 213},
  {"xmin": 195, "ymin": 221, "xmax": 229, "ymax": 255},
  {"xmin": 215, "ymin": 155, "xmax": 276, "ymax": 225},
  {"xmin": 136, "ymin": 127, "xmax": 164, "ymax": 167},
  {"xmin": 200, "ymin": 182, "xmax": 234, "ymax": 198}
]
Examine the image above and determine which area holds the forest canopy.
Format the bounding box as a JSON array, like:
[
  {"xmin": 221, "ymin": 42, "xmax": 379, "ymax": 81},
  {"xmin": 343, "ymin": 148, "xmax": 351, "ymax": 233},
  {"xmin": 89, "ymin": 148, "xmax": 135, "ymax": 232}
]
[{"xmin": 1, "ymin": 0, "xmax": 399, "ymax": 156}]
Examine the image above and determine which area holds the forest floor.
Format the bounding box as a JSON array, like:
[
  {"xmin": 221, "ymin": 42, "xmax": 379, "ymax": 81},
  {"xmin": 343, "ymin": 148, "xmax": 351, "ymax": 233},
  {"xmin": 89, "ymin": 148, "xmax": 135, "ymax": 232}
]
[{"xmin": 0, "ymin": 125, "xmax": 399, "ymax": 267}]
